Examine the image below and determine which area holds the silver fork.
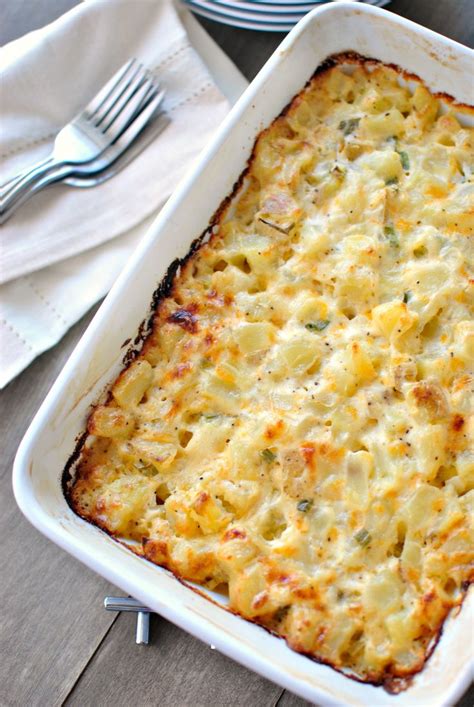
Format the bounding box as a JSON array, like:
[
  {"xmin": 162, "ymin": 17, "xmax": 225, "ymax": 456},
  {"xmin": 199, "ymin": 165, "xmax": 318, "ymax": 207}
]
[
  {"xmin": 1, "ymin": 59, "xmax": 158, "ymax": 208},
  {"xmin": 0, "ymin": 89, "xmax": 166, "ymax": 223},
  {"xmin": 1, "ymin": 112, "xmax": 169, "ymax": 192}
]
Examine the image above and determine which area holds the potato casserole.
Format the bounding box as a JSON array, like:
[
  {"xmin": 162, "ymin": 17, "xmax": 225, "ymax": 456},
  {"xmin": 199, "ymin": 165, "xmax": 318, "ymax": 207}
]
[{"xmin": 67, "ymin": 55, "xmax": 474, "ymax": 689}]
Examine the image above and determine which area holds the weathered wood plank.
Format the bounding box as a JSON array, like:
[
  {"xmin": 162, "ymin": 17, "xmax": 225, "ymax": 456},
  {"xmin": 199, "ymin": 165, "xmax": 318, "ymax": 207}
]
[
  {"xmin": 65, "ymin": 609, "xmax": 283, "ymax": 707},
  {"xmin": 389, "ymin": 0, "xmax": 474, "ymax": 47},
  {"xmin": 277, "ymin": 691, "xmax": 313, "ymax": 707},
  {"xmin": 0, "ymin": 306, "xmax": 119, "ymax": 707}
]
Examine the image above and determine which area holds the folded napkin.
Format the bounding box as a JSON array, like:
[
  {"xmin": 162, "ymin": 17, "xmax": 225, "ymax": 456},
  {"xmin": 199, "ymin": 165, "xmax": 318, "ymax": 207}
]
[{"xmin": 0, "ymin": 0, "xmax": 247, "ymax": 388}]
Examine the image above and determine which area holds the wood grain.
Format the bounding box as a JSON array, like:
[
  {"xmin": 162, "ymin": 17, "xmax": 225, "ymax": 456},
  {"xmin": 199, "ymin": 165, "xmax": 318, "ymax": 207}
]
[
  {"xmin": 64, "ymin": 610, "xmax": 283, "ymax": 707},
  {"xmin": 0, "ymin": 305, "xmax": 119, "ymax": 707},
  {"xmin": 277, "ymin": 691, "xmax": 312, "ymax": 707},
  {"xmin": 389, "ymin": 0, "xmax": 474, "ymax": 47},
  {"xmin": 1, "ymin": 1, "xmax": 473, "ymax": 705}
]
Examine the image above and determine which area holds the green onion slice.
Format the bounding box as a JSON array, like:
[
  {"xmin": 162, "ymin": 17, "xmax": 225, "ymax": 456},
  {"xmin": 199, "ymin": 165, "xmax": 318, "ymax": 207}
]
[
  {"xmin": 339, "ymin": 118, "xmax": 360, "ymax": 136},
  {"xmin": 354, "ymin": 528, "xmax": 372, "ymax": 546},
  {"xmin": 260, "ymin": 448, "xmax": 276, "ymax": 463},
  {"xmin": 398, "ymin": 150, "xmax": 410, "ymax": 171},
  {"xmin": 306, "ymin": 320, "xmax": 330, "ymax": 332},
  {"xmin": 384, "ymin": 225, "xmax": 399, "ymax": 248},
  {"xmin": 297, "ymin": 499, "xmax": 313, "ymax": 513}
]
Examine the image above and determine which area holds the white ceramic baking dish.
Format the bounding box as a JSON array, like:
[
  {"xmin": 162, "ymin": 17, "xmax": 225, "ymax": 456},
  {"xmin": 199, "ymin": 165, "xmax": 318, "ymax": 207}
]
[{"xmin": 13, "ymin": 3, "xmax": 474, "ymax": 705}]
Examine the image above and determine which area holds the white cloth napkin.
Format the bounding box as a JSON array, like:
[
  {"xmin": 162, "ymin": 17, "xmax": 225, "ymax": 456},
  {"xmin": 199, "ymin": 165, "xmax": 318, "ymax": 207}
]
[{"xmin": 0, "ymin": 0, "xmax": 248, "ymax": 388}]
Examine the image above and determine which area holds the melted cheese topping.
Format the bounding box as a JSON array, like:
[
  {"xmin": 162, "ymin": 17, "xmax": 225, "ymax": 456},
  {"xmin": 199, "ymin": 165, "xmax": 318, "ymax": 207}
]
[{"xmin": 70, "ymin": 60, "xmax": 474, "ymax": 686}]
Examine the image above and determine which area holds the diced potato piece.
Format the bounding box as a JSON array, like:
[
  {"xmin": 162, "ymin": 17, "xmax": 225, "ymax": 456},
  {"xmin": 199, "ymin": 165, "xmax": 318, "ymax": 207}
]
[
  {"xmin": 190, "ymin": 491, "xmax": 232, "ymax": 535},
  {"xmin": 185, "ymin": 420, "xmax": 233, "ymax": 462},
  {"xmin": 345, "ymin": 450, "xmax": 372, "ymax": 505},
  {"xmin": 324, "ymin": 618, "xmax": 359, "ymax": 655},
  {"xmin": 113, "ymin": 359, "xmax": 153, "ymax": 409},
  {"xmin": 252, "ymin": 140, "xmax": 281, "ymax": 181},
  {"xmin": 122, "ymin": 439, "xmax": 177, "ymax": 470},
  {"xmin": 328, "ymin": 356, "xmax": 357, "ymax": 398},
  {"xmin": 228, "ymin": 562, "xmax": 267, "ymax": 616},
  {"xmin": 217, "ymin": 530, "xmax": 258, "ymax": 571},
  {"xmin": 329, "ymin": 342, "xmax": 375, "ymax": 396},
  {"xmin": 293, "ymin": 294, "xmax": 328, "ymax": 322},
  {"xmin": 404, "ymin": 262, "xmax": 450, "ymax": 298},
  {"xmin": 283, "ymin": 604, "xmax": 324, "ymax": 653},
  {"xmin": 280, "ymin": 145, "xmax": 316, "ymax": 185},
  {"xmin": 458, "ymin": 489, "xmax": 474, "ymax": 517},
  {"xmin": 335, "ymin": 265, "xmax": 378, "ymax": 313},
  {"xmin": 360, "ymin": 88, "xmax": 392, "ymax": 114},
  {"xmin": 169, "ymin": 537, "xmax": 224, "ymax": 584},
  {"xmin": 363, "ymin": 569, "xmax": 403, "ymax": 614},
  {"xmin": 233, "ymin": 235, "xmax": 275, "ymax": 275},
  {"xmin": 340, "ymin": 234, "xmax": 380, "ymax": 267},
  {"xmin": 310, "ymin": 506, "xmax": 336, "ymax": 540},
  {"xmin": 325, "ymin": 68, "xmax": 355, "ymax": 100},
  {"xmin": 407, "ymin": 381, "xmax": 449, "ymax": 421},
  {"xmin": 362, "ymin": 639, "xmax": 392, "ymax": 673},
  {"xmin": 361, "ymin": 109, "xmax": 405, "ymax": 139},
  {"xmin": 386, "ymin": 608, "xmax": 418, "ymax": 646},
  {"xmin": 287, "ymin": 97, "xmax": 317, "ymax": 132},
  {"xmin": 279, "ymin": 337, "xmax": 320, "ymax": 372},
  {"xmin": 372, "ymin": 300, "xmax": 418, "ymax": 341},
  {"xmin": 214, "ymin": 361, "xmax": 241, "ymax": 388},
  {"xmin": 258, "ymin": 188, "xmax": 300, "ymax": 232},
  {"xmin": 417, "ymin": 357, "xmax": 449, "ymax": 384},
  {"xmin": 428, "ymin": 202, "xmax": 474, "ymax": 235},
  {"xmin": 402, "ymin": 484, "xmax": 444, "ymax": 533},
  {"xmin": 234, "ymin": 322, "xmax": 275, "ymax": 353},
  {"xmin": 164, "ymin": 493, "xmax": 201, "ymax": 538},
  {"xmin": 95, "ymin": 476, "xmax": 155, "ymax": 534},
  {"xmin": 212, "ymin": 265, "xmax": 257, "ymax": 296},
  {"xmin": 453, "ymin": 321, "xmax": 474, "ymax": 364},
  {"xmin": 451, "ymin": 376, "xmax": 474, "ymax": 415},
  {"xmin": 361, "ymin": 150, "xmax": 403, "ymax": 182},
  {"xmin": 411, "ymin": 85, "xmax": 439, "ymax": 128},
  {"xmin": 401, "ymin": 540, "xmax": 423, "ymax": 572},
  {"xmin": 200, "ymin": 378, "xmax": 242, "ymax": 416},
  {"xmin": 227, "ymin": 435, "xmax": 259, "ymax": 480},
  {"xmin": 276, "ymin": 447, "xmax": 308, "ymax": 498},
  {"xmin": 361, "ymin": 81, "xmax": 410, "ymax": 114},
  {"xmin": 143, "ymin": 325, "xmax": 183, "ymax": 363},
  {"xmin": 215, "ymin": 480, "xmax": 260, "ymax": 516},
  {"xmin": 88, "ymin": 405, "xmax": 134, "ymax": 438},
  {"xmin": 391, "ymin": 353, "xmax": 417, "ymax": 390},
  {"xmin": 299, "ymin": 222, "xmax": 330, "ymax": 257},
  {"xmin": 348, "ymin": 342, "xmax": 376, "ymax": 385},
  {"xmin": 457, "ymin": 454, "xmax": 474, "ymax": 493},
  {"xmin": 439, "ymin": 527, "xmax": 473, "ymax": 557},
  {"xmin": 234, "ymin": 290, "xmax": 289, "ymax": 324},
  {"xmin": 414, "ymin": 424, "xmax": 447, "ymax": 480},
  {"xmin": 435, "ymin": 494, "xmax": 464, "ymax": 536}
]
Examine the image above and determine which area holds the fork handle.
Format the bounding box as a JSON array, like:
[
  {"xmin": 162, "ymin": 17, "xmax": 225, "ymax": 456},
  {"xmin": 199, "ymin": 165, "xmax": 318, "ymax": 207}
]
[
  {"xmin": 0, "ymin": 159, "xmax": 64, "ymax": 217},
  {"xmin": 0, "ymin": 163, "xmax": 72, "ymax": 224},
  {"xmin": 0, "ymin": 156, "xmax": 56, "ymax": 197}
]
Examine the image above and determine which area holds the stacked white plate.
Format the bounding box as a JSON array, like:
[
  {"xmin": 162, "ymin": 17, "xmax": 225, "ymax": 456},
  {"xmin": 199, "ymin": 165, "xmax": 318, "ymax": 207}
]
[{"xmin": 184, "ymin": 0, "xmax": 390, "ymax": 32}]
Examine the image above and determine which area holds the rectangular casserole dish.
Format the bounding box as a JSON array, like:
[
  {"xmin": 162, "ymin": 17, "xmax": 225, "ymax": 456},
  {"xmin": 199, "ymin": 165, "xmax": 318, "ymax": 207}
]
[{"xmin": 13, "ymin": 3, "xmax": 473, "ymax": 705}]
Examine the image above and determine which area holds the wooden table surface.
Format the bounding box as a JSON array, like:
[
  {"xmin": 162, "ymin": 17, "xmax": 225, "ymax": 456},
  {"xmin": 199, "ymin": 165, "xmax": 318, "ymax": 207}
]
[{"xmin": 1, "ymin": 2, "xmax": 473, "ymax": 705}]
